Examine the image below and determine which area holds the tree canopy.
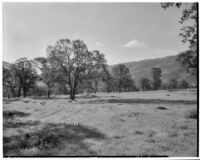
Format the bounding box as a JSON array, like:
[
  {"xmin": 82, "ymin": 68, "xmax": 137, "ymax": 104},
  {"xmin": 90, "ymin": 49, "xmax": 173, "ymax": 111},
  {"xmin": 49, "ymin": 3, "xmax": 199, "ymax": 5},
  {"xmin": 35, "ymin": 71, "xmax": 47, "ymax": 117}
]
[{"xmin": 161, "ymin": 3, "xmax": 197, "ymax": 76}]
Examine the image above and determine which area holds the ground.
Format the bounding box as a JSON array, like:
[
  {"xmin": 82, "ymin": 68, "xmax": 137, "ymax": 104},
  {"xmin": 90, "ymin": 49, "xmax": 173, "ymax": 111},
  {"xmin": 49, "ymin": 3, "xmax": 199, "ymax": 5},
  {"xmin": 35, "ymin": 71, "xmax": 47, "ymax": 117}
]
[{"xmin": 3, "ymin": 89, "xmax": 197, "ymax": 157}]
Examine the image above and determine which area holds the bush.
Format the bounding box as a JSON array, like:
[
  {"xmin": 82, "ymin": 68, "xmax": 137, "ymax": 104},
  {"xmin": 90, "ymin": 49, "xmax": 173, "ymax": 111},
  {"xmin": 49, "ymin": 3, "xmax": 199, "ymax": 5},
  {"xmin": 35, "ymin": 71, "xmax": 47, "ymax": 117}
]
[
  {"xmin": 185, "ymin": 109, "xmax": 197, "ymax": 119},
  {"xmin": 157, "ymin": 106, "xmax": 167, "ymax": 110}
]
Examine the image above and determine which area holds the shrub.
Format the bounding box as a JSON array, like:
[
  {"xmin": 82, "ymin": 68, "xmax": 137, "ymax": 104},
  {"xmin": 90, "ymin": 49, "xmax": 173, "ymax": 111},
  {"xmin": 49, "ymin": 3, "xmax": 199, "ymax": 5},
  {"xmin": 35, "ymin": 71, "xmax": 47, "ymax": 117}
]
[
  {"xmin": 157, "ymin": 106, "xmax": 167, "ymax": 110},
  {"xmin": 185, "ymin": 109, "xmax": 197, "ymax": 119}
]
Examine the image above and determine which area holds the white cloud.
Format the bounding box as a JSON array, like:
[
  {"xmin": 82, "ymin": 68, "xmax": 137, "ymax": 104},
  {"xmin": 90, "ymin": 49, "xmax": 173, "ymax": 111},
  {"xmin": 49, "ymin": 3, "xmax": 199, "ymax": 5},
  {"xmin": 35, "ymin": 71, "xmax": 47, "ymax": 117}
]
[
  {"xmin": 95, "ymin": 42, "xmax": 103, "ymax": 47},
  {"xmin": 123, "ymin": 39, "xmax": 147, "ymax": 48}
]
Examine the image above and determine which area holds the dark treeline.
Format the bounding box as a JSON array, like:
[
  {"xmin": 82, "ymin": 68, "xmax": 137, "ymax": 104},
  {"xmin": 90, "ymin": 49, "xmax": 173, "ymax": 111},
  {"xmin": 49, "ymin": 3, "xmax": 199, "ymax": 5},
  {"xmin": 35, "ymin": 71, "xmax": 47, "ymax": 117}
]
[{"xmin": 3, "ymin": 38, "xmax": 193, "ymax": 100}]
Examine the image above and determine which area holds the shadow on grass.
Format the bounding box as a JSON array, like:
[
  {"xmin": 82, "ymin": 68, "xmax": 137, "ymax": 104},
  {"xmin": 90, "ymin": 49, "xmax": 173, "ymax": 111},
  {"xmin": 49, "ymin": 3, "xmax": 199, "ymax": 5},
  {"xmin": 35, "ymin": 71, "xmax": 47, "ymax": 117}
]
[
  {"xmin": 4, "ymin": 120, "xmax": 40, "ymax": 128},
  {"xmin": 78, "ymin": 95, "xmax": 98, "ymax": 99},
  {"xmin": 3, "ymin": 111, "xmax": 30, "ymax": 119},
  {"xmin": 3, "ymin": 122, "xmax": 106, "ymax": 156},
  {"xmin": 83, "ymin": 98, "xmax": 197, "ymax": 105},
  {"xmin": 32, "ymin": 96, "xmax": 59, "ymax": 100}
]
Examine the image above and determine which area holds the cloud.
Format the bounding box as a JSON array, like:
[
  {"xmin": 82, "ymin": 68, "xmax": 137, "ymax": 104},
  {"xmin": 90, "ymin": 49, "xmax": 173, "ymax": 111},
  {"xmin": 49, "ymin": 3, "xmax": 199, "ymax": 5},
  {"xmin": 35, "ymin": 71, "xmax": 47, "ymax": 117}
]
[
  {"xmin": 95, "ymin": 42, "xmax": 103, "ymax": 47},
  {"xmin": 123, "ymin": 39, "xmax": 147, "ymax": 48}
]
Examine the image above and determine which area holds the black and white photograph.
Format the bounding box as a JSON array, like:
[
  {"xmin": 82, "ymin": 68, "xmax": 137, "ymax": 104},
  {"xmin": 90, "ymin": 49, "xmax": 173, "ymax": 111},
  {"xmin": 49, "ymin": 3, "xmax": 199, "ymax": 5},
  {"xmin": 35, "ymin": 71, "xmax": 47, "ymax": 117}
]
[{"xmin": 2, "ymin": 1, "xmax": 199, "ymax": 157}]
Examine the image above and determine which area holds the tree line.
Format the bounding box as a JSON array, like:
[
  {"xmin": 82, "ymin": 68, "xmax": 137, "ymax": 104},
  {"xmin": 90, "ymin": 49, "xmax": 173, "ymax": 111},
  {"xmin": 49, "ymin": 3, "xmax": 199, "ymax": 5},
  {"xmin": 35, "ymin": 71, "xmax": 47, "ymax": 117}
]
[{"xmin": 3, "ymin": 39, "xmax": 192, "ymax": 100}]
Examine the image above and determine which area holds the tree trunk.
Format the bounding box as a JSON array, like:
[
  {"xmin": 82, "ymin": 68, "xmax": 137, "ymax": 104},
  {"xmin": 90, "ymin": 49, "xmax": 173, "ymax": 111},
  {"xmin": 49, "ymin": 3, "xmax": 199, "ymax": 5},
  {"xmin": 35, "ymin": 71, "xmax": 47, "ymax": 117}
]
[
  {"xmin": 47, "ymin": 86, "xmax": 51, "ymax": 98},
  {"xmin": 47, "ymin": 90, "xmax": 50, "ymax": 98},
  {"xmin": 118, "ymin": 84, "xmax": 121, "ymax": 93},
  {"xmin": 23, "ymin": 88, "xmax": 26, "ymax": 98},
  {"xmin": 18, "ymin": 86, "xmax": 21, "ymax": 97},
  {"xmin": 70, "ymin": 88, "xmax": 75, "ymax": 100},
  {"xmin": 94, "ymin": 80, "xmax": 98, "ymax": 94},
  {"xmin": 10, "ymin": 87, "xmax": 16, "ymax": 98}
]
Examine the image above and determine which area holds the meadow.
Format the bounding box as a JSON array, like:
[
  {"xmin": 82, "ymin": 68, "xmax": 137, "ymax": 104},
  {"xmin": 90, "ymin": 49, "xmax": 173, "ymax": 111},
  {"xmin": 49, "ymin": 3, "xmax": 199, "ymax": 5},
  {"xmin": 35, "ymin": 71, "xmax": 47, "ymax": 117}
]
[{"xmin": 3, "ymin": 89, "xmax": 197, "ymax": 157}]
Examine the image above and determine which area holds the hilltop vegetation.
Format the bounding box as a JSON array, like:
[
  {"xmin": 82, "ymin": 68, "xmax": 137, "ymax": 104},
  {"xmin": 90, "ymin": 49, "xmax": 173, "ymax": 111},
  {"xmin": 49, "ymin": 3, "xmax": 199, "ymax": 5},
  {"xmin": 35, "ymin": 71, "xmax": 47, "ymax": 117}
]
[{"xmin": 109, "ymin": 55, "xmax": 197, "ymax": 86}]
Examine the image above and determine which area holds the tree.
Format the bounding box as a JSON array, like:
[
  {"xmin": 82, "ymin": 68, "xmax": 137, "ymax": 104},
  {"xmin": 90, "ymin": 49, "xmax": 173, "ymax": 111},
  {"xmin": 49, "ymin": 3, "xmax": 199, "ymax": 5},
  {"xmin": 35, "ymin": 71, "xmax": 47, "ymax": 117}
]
[
  {"xmin": 161, "ymin": 3, "xmax": 197, "ymax": 76},
  {"xmin": 168, "ymin": 78, "xmax": 178, "ymax": 89},
  {"xmin": 152, "ymin": 68, "xmax": 162, "ymax": 90},
  {"xmin": 14, "ymin": 58, "xmax": 38, "ymax": 98},
  {"xmin": 112, "ymin": 64, "xmax": 132, "ymax": 93},
  {"xmin": 177, "ymin": 50, "xmax": 197, "ymax": 76},
  {"xmin": 140, "ymin": 77, "xmax": 151, "ymax": 91},
  {"xmin": 179, "ymin": 80, "xmax": 189, "ymax": 89},
  {"xmin": 83, "ymin": 50, "xmax": 107, "ymax": 94},
  {"xmin": 34, "ymin": 57, "xmax": 56, "ymax": 98},
  {"xmin": 47, "ymin": 39, "xmax": 107, "ymax": 100},
  {"xmin": 101, "ymin": 68, "xmax": 115, "ymax": 93},
  {"xmin": 123, "ymin": 76, "xmax": 137, "ymax": 92},
  {"xmin": 3, "ymin": 61, "xmax": 18, "ymax": 98}
]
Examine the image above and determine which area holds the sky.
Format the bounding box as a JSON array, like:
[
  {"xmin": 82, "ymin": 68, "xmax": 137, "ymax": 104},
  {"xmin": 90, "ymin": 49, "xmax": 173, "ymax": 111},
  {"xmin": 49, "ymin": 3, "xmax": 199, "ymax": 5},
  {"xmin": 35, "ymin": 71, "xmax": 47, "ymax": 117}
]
[{"xmin": 3, "ymin": 3, "xmax": 191, "ymax": 65}]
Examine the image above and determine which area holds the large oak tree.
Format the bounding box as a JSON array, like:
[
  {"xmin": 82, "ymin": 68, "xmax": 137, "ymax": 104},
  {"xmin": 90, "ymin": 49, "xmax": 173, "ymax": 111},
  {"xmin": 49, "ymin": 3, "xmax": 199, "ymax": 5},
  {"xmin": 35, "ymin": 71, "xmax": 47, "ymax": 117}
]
[{"xmin": 47, "ymin": 39, "xmax": 107, "ymax": 100}]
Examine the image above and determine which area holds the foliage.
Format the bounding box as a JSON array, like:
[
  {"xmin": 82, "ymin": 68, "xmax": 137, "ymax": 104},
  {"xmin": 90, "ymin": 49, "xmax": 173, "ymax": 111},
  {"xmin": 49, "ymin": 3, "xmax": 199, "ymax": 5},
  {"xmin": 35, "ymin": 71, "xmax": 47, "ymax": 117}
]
[
  {"xmin": 152, "ymin": 68, "xmax": 162, "ymax": 90},
  {"xmin": 168, "ymin": 78, "xmax": 178, "ymax": 89},
  {"xmin": 14, "ymin": 58, "xmax": 38, "ymax": 98},
  {"xmin": 101, "ymin": 68, "xmax": 115, "ymax": 93},
  {"xmin": 179, "ymin": 80, "xmax": 189, "ymax": 89},
  {"xmin": 34, "ymin": 57, "xmax": 56, "ymax": 98},
  {"xmin": 161, "ymin": 3, "xmax": 197, "ymax": 76},
  {"xmin": 47, "ymin": 39, "xmax": 107, "ymax": 100},
  {"xmin": 140, "ymin": 77, "xmax": 151, "ymax": 91},
  {"xmin": 80, "ymin": 50, "xmax": 108, "ymax": 94},
  {"xmin": 112, "ymin": 64, "xmax": 133, "ymax": 92},
  {"xmin": 3, "ymin": 62, "xmax": 18, "ymax": 98},
  {"xmin": 177, "ymin": 50, "xmax": 197, "ymax": 76}
]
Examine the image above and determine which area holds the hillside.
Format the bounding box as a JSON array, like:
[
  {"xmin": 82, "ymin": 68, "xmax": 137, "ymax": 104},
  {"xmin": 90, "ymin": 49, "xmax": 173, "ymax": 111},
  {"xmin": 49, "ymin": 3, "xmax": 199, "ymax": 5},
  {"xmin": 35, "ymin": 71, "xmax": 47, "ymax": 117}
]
[{"xmin": 109, "ymin": 55, "xmax": 197, "ymax": 86}]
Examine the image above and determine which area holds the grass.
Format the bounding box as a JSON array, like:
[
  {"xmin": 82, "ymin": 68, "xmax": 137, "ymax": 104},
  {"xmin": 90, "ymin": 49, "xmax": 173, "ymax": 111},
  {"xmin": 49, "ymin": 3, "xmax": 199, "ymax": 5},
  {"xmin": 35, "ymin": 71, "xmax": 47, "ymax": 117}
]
[
  {"xmin": 3, "ymin": 89, "xmax": 197, "ymax": 156},
  {"xmin": 3, "ymin": 122, "xmax": 106, "ymax": 156}
]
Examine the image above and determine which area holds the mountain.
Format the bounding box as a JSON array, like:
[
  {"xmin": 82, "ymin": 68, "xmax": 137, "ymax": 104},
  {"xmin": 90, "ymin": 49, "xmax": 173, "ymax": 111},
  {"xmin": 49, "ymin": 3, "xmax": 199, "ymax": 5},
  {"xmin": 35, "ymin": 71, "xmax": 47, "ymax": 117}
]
[{"xmin": 109, "ymin": 55, "xmax": 197, "ymax": 86}]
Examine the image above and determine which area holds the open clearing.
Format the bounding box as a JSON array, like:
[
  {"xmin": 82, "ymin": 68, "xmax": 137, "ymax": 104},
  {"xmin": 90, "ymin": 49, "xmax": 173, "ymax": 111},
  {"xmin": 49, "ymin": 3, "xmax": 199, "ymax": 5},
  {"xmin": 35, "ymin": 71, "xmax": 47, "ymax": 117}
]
[{"xmin": 3, "ymin": 89, "xmax": 197, "ymax": 156}]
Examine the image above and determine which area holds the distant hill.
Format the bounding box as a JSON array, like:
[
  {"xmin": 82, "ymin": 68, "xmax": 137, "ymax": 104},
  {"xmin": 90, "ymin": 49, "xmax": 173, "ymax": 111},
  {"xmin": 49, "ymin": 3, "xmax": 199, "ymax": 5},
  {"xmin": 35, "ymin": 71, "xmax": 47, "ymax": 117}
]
[{"xmin": 109, "ymin": 55, "xmax": 197, "ymax": 86}]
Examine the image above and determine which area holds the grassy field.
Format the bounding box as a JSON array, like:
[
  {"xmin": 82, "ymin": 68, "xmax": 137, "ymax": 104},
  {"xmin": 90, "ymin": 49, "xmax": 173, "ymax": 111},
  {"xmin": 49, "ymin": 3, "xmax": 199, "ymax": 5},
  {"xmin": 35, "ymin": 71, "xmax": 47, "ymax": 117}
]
[{"xmin": 3, "ymin": 89, "xmax": 197, "ymax": 157}]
